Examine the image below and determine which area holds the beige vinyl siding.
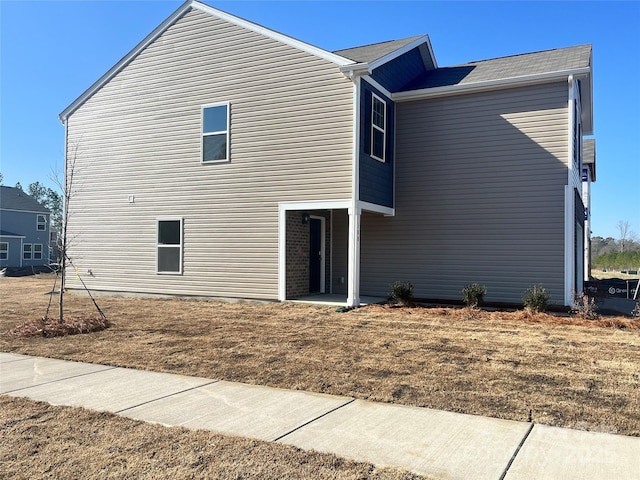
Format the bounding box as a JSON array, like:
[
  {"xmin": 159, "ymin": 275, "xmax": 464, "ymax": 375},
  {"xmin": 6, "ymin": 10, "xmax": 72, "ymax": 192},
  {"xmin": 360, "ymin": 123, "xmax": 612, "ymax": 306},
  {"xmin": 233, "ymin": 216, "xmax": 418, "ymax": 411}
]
[
  {"xmin": 65, "ymin": 8, "xmax": 353, "ymax": 299},
  {"xmin": 360, "ymin": 82, "xmax": 569, "ymax": 305}
]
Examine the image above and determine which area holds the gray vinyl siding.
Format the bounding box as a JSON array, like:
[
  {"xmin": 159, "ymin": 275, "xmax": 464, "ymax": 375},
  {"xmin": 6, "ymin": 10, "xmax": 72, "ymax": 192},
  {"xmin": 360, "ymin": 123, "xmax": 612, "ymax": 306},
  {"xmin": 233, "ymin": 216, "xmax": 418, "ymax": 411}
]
[
  {"xmin": 64, "ymin": 8, "xmax": 353, "ymax": 299},
  {"xmin": 0, "ymin": 210, "xmax": 50, "ymax": 267},
  {"xmin": 360, "ymin": 82, "xmax": 569, "ymax": 305}
]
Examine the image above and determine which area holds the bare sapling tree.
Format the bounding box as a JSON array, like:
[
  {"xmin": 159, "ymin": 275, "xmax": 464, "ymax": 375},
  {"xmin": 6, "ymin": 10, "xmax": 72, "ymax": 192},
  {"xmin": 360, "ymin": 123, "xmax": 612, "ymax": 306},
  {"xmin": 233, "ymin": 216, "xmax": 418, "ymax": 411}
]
[
  {"xmin": 46, "ymin": 144, "xmax": 106, "ymax": 325},
  {"xmin": 617, "ymin": 220, "xmax": 636, "ymax": 253}
]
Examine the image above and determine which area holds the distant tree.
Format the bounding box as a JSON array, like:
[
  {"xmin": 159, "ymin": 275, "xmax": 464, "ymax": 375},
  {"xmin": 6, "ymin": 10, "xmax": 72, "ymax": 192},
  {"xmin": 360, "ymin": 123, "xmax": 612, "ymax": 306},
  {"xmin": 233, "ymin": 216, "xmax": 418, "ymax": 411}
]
[
  {"xmin": 15, "ymin": 182, "xmax": 22, "ymax": 190},
  {"xmin": 616, "ymin": 220, "xmax": 635, "ymax": 252},
  {"xmin": 0, "ymin": 172, "xmax": 3, "ymax": 185},
  {"xmin": 27, "ymin": 181, "xmax": 62, "ymax": 231}
]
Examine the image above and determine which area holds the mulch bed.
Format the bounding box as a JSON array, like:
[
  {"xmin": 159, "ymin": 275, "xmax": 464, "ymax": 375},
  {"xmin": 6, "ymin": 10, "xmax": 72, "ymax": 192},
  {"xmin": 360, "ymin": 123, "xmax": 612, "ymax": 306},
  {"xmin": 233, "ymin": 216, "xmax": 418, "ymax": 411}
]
[{"xmin": 6, "ymin": 317, "xmax": 110, "ymax": 338}]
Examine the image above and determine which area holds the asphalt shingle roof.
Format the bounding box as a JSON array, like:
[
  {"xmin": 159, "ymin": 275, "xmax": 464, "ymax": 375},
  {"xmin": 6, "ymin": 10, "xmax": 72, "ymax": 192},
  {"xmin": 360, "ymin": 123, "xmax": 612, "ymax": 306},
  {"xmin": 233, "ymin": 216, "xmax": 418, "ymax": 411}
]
[
  {"xmin": 0, "ymin": 186, "xmax": 50, "ymax": 213},
  {"xmin": 333, "ymin": 36, "xmax": 425, "ymax": 63},
  {"xmin": 402, "ymin": 44, "xmax": 592, "ymax": 91}
]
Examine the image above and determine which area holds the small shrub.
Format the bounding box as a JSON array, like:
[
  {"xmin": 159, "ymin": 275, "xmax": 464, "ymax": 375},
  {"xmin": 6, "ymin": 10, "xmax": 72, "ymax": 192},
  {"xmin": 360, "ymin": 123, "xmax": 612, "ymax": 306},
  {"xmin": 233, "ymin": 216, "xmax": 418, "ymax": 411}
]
[
  {"xmin": 461, "ymin": 283, "xmax": 486, "ymax": 308},
  {"xmin": 522, "ymin": 284, "xmax": 549, "ymax": 313},
  {"xmin": 390, "ymin": 281, "xmax": 414, "ymax": 306},
  {"xmin": 571, "ymin": 291, "xmax": 599, "ymax": 320},
  {"xmin": 632, "ymin": 302, "xmax": 640, "ymax": 319}
]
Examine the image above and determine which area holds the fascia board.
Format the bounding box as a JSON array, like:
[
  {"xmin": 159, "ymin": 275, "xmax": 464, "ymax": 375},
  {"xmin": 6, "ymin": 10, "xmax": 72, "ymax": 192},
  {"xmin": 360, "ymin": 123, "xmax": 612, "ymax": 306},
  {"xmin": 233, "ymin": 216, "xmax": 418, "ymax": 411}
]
[
  {"xmin": 368, "ymin": 35, "xmax": 433, "ymax": 71},
  {"xmin": 192, "ymin": 1, "xmax": 354, "ymax": 67},
  {"xmin": 393, "ymin": 67, "xmax": 591, "ymax": 102},
  {"xmin": 59, "ymin": 0, "xmax": 194, "ymax": 122}
]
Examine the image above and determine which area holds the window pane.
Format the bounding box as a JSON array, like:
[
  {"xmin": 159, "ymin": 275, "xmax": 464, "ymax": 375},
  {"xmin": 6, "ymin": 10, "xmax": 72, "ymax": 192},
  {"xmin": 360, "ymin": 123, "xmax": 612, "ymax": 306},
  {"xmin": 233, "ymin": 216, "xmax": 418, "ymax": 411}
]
[
  {"xmin": 0, "ymin": 243, "xmax": 7, "ymax": 260},
  {"xmin": 203, "ymin": 134, "xmax": 227, "ymax": 162},
  {"xmin": 23, "ymin": 244, "xmax": 32, "ymax": 260},
  {"xmin": 158, "ymin": 220, "xmax": 181, "ymax": 245},
  {"xmin": 37, "ymin": 215, "xmax": 46, "ymax": 230},
  {"xmin": 158, "ymin": 246, "xmax": 180, "ymax": 272},
  {"xmin": 203, "ymin": 105, "xmax": 227, "ymax": 133},
  {"xmin": 373, "ymin": 97, "xmax": 385, "ymax": 129},
  {"xmin": 372, "ymin": 129, "xmax": 385, "ymax": 160}
]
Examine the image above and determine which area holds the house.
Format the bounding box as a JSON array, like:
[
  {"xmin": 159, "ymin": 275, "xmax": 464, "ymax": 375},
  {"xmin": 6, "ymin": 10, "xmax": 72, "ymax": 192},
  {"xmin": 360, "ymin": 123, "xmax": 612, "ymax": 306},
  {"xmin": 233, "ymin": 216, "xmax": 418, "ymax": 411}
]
[
  {"xmin": 58, "ymin": 0, "xmax": 595, "ymax": 307},
  {"xmin": 0, "ymin": 186, "xmax": 51, "ymax": 269}
]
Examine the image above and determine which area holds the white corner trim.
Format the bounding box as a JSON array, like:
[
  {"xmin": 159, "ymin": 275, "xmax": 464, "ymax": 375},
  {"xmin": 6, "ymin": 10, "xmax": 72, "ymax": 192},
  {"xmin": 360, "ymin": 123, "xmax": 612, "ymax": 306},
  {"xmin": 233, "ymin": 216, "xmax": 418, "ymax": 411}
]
[
  {"xmin": 564, "ymin": 186, "xmax": 575, "ymax": 307},
  {"xmin": 392, "ymin": 67, "xmax": 591, "ymax": 102},
  {"xmin": 192, "ymin": 1, "xmax": 353, "ymax": 67},
  {"xmin": 277, "ymin": 206, "xmax": 286, "ymax": 301}
]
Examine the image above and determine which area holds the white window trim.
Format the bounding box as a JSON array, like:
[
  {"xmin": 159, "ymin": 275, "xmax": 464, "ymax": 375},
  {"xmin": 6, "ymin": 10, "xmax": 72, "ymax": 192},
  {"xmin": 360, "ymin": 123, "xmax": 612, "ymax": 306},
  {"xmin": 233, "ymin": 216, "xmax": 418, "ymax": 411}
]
[
  {"xmin": 33, "ymin": 244, "xmax": 43, "ymax": 260},
  {"xmin": 201, "ymin": 102, "xmax": 230, "ymax": 164},
  {"xmin": 371, "ymin": 93, "xmax": 386, "ymax": 162},
  {"xmin": 0, "ymin": 242, "xmax": 8, "ymax": 261},
  {"xmin": 36, "ymin": 214, "xmax": 47, "ymax": 231},
  {"xmin": 23, "ymin": 243, "xmax": 32, "ymax": 260},
  {"xmin": 156, "ymin": 217, "xmax": 183, "ymax": 275}
]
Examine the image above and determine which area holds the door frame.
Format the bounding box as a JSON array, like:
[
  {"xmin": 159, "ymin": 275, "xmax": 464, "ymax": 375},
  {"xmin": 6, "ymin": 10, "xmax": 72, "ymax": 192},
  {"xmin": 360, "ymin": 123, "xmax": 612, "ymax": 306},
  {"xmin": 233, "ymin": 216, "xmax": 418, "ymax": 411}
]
[{"xmin": 309, "ymin": 215, "xmax": 326, "ymax": 294}]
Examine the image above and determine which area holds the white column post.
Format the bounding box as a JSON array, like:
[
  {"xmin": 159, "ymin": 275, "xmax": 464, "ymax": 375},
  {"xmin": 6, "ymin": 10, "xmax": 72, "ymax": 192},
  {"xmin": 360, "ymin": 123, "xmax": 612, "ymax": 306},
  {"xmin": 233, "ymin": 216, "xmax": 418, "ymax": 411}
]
[{"xmin": 347, "ymin": 205, "xmax": 361, "ymax": 307}]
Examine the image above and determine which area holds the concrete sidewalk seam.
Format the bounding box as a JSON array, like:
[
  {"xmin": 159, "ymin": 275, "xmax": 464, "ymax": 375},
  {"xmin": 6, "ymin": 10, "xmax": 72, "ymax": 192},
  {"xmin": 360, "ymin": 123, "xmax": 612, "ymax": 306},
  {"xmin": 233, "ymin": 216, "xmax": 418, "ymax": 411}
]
[
  {"xmin": 272, "ymin": 397, "xmax": 356, "ymax": 442},
  {"xmin": 499, "ymin": 422, "xmax": 534, "ymax": 480},
  {"xmin": 114, "ymin": 380, "xmax": 220, "ymax": 414},
  {"xmin": 1, "ymin": 365, "xmax": 118, "ymax": 394},
  {"xmin": 0, "ymin": 356, "xmax": 33, "ymax": 364}
]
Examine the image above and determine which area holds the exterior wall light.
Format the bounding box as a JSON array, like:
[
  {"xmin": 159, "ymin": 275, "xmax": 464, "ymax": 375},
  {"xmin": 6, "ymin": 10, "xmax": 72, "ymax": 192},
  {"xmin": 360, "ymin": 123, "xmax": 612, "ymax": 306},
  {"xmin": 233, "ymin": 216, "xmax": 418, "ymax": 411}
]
[{"xmin": 302, "ymin": 212, "xmax": 310, "ymax": 224}]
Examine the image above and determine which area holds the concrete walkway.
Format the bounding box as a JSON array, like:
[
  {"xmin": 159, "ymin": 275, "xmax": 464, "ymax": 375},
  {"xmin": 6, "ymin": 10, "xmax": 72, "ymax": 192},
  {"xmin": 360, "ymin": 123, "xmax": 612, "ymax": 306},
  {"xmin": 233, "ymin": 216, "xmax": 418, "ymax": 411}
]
[{"xmin": 1, "ymin": 352, "xmax": 638, "ymax": 480}]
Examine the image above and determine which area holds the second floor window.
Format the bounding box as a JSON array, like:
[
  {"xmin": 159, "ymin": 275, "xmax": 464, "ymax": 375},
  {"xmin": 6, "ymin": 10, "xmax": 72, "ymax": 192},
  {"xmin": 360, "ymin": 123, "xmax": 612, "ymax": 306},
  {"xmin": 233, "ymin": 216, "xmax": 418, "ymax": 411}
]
[
  {"xmin": 371, "ymin": 93, "xmax": 386, "ymax": 162},
  {"xmin": 37, "ymin": 214, "xmax": 47, "ymax": 231},
  {"xmin": 202, "ymin": 103, "xmax": 229, "ymax": 163}
]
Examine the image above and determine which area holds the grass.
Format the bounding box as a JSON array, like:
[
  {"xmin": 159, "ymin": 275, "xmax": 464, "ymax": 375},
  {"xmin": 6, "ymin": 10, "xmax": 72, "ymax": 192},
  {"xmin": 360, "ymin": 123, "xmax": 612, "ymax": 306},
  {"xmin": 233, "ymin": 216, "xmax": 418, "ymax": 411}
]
[
  {"xmin": 590, "ymin": 269, "xmax": 640, "ymax": 281},
  {"xmin": 1, "ymin": 274, "xmax": 639, "ymax": 439},
  {"xmin": 0, "ymin": 396, "xmax": 425, "ymax": 480}
]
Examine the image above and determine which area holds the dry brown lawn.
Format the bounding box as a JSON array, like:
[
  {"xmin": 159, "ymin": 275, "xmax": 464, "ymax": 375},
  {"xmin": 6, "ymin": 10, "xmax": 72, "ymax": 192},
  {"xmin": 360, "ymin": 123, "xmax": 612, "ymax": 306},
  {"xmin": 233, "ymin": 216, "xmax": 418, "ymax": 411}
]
[
  {"xmin": 1, "ymin": 274, "xmax": 639, "ymax": 440},
  {"xmin": 0, "ymin": 396, "xmax": 425, "ymax": 479}
]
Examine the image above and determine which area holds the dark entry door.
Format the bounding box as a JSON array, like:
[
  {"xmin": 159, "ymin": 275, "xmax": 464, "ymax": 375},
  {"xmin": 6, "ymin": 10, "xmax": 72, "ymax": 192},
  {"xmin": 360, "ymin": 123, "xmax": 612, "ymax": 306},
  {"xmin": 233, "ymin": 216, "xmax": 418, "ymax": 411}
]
[{"xmin": 309, "ymin": 218, "xmax": 322, "ymax": 293}]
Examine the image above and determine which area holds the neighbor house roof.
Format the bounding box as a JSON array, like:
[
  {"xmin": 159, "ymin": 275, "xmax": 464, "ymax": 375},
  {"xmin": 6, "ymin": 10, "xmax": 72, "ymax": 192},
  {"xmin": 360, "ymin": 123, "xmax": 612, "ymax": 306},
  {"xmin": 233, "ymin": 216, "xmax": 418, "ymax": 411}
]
[{"xmin": 0, "ymin": 186, "xmax": 50, "ymax": 213}]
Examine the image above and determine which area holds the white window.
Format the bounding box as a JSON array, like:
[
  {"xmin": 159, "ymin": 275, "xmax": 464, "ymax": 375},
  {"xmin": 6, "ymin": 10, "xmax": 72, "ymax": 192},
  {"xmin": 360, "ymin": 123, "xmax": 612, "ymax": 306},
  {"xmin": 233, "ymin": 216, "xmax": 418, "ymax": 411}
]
[
  {"xmin": 157, "ymin": 219, "xmax": 183, "ymax": 274},
  {"xmin": 371, "ymin": 93, "xmax": 386, "ymax": 162},
  {"xmin": 0, "ymin": 243, "xmax": 7, "ymax": 260},
  {"xmin": 23, "ymin": 244, "xmax": 32, "ymax": 260},
  {"xmin": 37, "ymin": 214, "xmax": 47, "ymax": 231},
  {"xmin": 33, "ymin": 244, "xmax": 43, "ymax": 260},
  {"xmin": 202, "ymin": 103, "xmax": 229, "ymax": 163}
]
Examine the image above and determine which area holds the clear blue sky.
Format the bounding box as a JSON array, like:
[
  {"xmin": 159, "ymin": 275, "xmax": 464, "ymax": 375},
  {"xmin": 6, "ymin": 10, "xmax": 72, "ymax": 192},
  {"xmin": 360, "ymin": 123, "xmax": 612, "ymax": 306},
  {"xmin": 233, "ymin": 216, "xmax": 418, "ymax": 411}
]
[{"xmin": 1, "ymin": 1, "xmax": 638, "ymax": 239}]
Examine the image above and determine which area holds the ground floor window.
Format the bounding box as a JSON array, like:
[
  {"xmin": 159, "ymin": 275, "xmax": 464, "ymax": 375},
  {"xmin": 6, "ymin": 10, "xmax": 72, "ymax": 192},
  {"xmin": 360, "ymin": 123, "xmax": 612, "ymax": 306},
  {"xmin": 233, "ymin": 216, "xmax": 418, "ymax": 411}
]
[
  {"xmin": 23, "ymin": 243, "xmax": 32, "ymax": 260},
  {"xmin": 33, "ymin": 244, "xmax": 43, "ymax": 260},
  {"xmin": 157, "ymin": 219, "xmax": 183, "ymax": 274},
  {"xmin": 0, "ymin": 242, "xmax": 7, "ymax": 260}
]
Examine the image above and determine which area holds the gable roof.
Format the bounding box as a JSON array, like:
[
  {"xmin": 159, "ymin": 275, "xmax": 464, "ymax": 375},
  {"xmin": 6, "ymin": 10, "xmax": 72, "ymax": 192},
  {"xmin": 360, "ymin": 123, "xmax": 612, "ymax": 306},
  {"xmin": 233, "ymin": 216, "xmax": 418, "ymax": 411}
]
[
  {"xmin": 334, "ymin": 36, "xmax": 425, "ymax": 63},
  {"xmin": 0, "ymin": 186, "xmax": 50, "ymax": 213},
  {"xmin": 395, "ymin": 44, "xmax": 593, "ymax": 135},
  {"xmin": 59, "ymin": 0, "xmax": 355, "ymax": 123},
  {"xmin": 402, "ymin": 45, "xmax": 591, "ymax": 90}
]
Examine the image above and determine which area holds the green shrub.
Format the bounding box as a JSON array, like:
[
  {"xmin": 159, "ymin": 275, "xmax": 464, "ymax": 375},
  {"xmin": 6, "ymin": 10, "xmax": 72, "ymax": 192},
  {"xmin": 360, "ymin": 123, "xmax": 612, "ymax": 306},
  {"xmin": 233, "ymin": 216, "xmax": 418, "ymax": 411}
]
[
  {"xmin": 461, "ymin": 283, "xmax": 486, "ymax": 308},
  {"xmin": 522, "ymin": 284, "xmax": 549, "ymax": 313},
  {"xmin": 390, "ymin": 281, "xmax": 414, "ymax": 306}
]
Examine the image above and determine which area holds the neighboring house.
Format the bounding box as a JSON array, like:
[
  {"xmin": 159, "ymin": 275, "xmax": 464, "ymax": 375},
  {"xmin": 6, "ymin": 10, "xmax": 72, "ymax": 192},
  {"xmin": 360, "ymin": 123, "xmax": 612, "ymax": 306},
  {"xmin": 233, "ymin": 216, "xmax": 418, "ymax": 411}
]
[
  {"xmin": 0, "ymin": 186, "xmax": 51, "ymax": 269},
  {"xmin": 58, "ymin": 0, "xmax": 595, "ymax": 307}
]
